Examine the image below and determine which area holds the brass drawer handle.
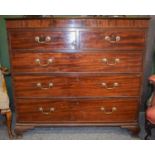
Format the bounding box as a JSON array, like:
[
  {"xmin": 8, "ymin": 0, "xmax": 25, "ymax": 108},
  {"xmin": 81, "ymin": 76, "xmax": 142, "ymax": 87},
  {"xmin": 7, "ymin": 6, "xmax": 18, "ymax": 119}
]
[
  {"xmin": 101, "ymin": 82, "xmax": 119, "ymax": 89},
  {"xmin": 35, "ymin": 58, "xmax": 53, "ymax": 67},
  {"xmin": 100, "ymin": 107, "xmax": 117, "ymax": 114},
  {"xmin": 38, "ymin": 107, "xmax": 55, "ymax": 115},
  {"xmin": 101, "ymin": 58, "xmax": 120, "ymax": 65},
  {"xmin": 36, "ymin": 82, "xmax": 53, "ymax": 90},
  {"xmin": 105, "ymin": 35, "xmax": 121, "ymax": 43},
  {"xmin": 35, "ymin": 36, "xmax": 51, "ymax": 44}
]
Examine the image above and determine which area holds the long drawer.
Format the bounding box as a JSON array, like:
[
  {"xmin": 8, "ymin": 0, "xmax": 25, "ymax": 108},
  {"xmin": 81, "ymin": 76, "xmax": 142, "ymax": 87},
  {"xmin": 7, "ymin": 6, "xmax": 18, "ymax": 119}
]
[
  {"xmin": 11, "ymin": 51, "xmax": 143, "ymax": 73},
  {"xmin": 80, "ymin": 30, "xmax": 145, "ymax": 50},
  {"xmin": 9, "ymin": 30, "xmax": 77, "ymax": 50},
  {"xmin": 16, "ymin": 98, "xmax": 139, "ymax": 123},
  {"xmin": 13, "ymin": 74, "xmax": 141, "ymax": 97}
]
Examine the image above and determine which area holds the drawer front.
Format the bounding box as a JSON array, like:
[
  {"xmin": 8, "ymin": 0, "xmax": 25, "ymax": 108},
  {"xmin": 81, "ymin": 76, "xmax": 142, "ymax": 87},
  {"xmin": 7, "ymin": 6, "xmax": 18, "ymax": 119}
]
[
  {"xmin": 14, "ymin": 75, "xmax": 141, "ymax": 97},
  {"xmin": 9, "ymin": 30, "xmax": 77, "ymax": 50},
  {"xmin": 11, "ymin": 51, "xmax": 143, "ymax": 73},
  {"xmin": 16, "ymin": 99, "xmax": 70, "ymax": 123},
  {"xmin": 80, "ymin": 30, "xmax": 145, "ymax": 50},
  {"xmin": 70, "ymin": 98, "xmax": 139, "ymax": 122},
  {"xmin": 16, "ymin": 98, "xmax": 138, "ymax": 123}
]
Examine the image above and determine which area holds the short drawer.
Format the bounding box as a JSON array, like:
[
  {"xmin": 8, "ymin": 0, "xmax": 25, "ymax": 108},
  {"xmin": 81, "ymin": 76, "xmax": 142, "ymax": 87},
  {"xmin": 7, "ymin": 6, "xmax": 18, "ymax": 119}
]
[
  {"xmin": 9, "ymin": 30, "xmax": 77, "ymax": 50},
  {"xmin": 13, "ymin": 74, "xmax": 141, "ymax": 97},
  {"xmin": 80, "ymin": 30, "xmax": 145, "ymax": 50},
  {"xmin": 16, "ymin": 98, "xmax": 139, "ymax": 123},
  {"xmin": 70, "ymin": 98, "xmax": 139, "ymax": 123},
  {"xmin": 11, "ymin": 51, "xmax": 143, "ymax": 73},
  {"xmin": 16, "ymin": 99, "xmax": 71, "ymax": 123}
]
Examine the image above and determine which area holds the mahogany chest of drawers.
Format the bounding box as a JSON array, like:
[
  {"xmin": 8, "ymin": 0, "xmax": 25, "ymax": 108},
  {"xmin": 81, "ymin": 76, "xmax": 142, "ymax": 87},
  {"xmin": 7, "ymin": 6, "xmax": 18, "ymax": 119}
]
[{"xmin": 6, "ymin": 16, "xmax": 150, "ymax": 136}]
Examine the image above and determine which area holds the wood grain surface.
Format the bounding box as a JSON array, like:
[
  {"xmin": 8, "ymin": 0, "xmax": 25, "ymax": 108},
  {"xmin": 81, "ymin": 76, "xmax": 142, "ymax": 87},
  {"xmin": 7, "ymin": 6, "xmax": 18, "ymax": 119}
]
[
  {"xmin": 13, "ymin": 74, "xmax": 141, "ymax": 97},
  {"xmin": 11, "ymin": 51, "xmax": 143, "ymax": 73}
]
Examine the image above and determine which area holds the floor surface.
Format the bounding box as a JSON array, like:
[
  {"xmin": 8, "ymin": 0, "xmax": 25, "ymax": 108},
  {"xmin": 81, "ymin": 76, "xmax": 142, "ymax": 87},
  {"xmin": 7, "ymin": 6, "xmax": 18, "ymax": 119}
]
[{"xmin": 0, "ymin": 112, "xmax": 153, "ymax": 140}]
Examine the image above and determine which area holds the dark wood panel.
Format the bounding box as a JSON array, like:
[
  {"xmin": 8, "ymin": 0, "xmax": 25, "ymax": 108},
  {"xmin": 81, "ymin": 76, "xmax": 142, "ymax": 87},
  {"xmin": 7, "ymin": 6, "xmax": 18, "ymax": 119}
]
[
  {"xmin": 80, "ymin": 30, "xmax": 145, "ymax": 50},
  {"xmin": 16, "ymin": 98, "xmax": 139, "ymax": 123},
  {"xmin": 11, "ymin": 51, "xmax": 143, "ymax": 73},
  {"xmin": 9, "ymin": 30, "xmax": 77, "ymax": 50},
  {"xmin": 13, "ymin": 74, "xmax": 141, "ymax": 97}
]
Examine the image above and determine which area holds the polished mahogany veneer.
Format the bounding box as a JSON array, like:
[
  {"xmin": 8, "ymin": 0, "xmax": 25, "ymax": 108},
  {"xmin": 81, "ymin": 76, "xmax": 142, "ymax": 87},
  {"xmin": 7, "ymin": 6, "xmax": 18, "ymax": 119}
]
[
  {"xmin": 80, "ymin": 30, "xmax": 145, "ymax": 50},
  {"xmin": 13, "ymin": 74, "xmax": 141, "ymax": 97},
  {"xmin": 9, "ymin": 30, "xmax": 77, "ymax": 50},
  {"xmin": 16, "ymin": 98, "xmax": 139, "ymax": 123},
  {"xmin": 11, "ymin": 51, "xmax": 143, "ymax": 73},
  {"xmin": 6, "ymin": 16, "xmax": 150, "ymax": 136}
]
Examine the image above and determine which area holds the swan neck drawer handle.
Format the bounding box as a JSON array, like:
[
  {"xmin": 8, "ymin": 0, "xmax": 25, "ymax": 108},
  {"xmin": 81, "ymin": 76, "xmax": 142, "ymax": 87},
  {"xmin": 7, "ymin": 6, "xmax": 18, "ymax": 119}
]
[
  {"xmin": 38, "ymin": 107, "xmax": 55, "ymax": 115},
  {"xmin": 36, "ymin": 82, "xmax": 53, "ymax": 90},
  {"xmin": 105, "ymin": 35, "xmax": 121, "ymax": 43},
  {"xmin": 102, "ymin": 58, "xmax": 120, "ymax": 65},
  {"xmin": 35, "ymin": 58, "xmax": 53, "ymax": 67},
  {"xmin": 35, "ymin": 36, "xmax": 51, "ymax": 44},
  {"xmin": 100, "ymin": 107, "xmax": 117, "ymax": 114},
  {"xmin": 101, "ymin": 82, "xmax": 119, "ymax": 89}
]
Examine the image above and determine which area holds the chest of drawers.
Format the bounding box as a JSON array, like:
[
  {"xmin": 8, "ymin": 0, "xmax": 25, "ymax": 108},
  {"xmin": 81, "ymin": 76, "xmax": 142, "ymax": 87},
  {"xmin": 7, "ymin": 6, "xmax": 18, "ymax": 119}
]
[{"xmin": 6, "ymin": 17, "xmax": 150, "ymax": 136}]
